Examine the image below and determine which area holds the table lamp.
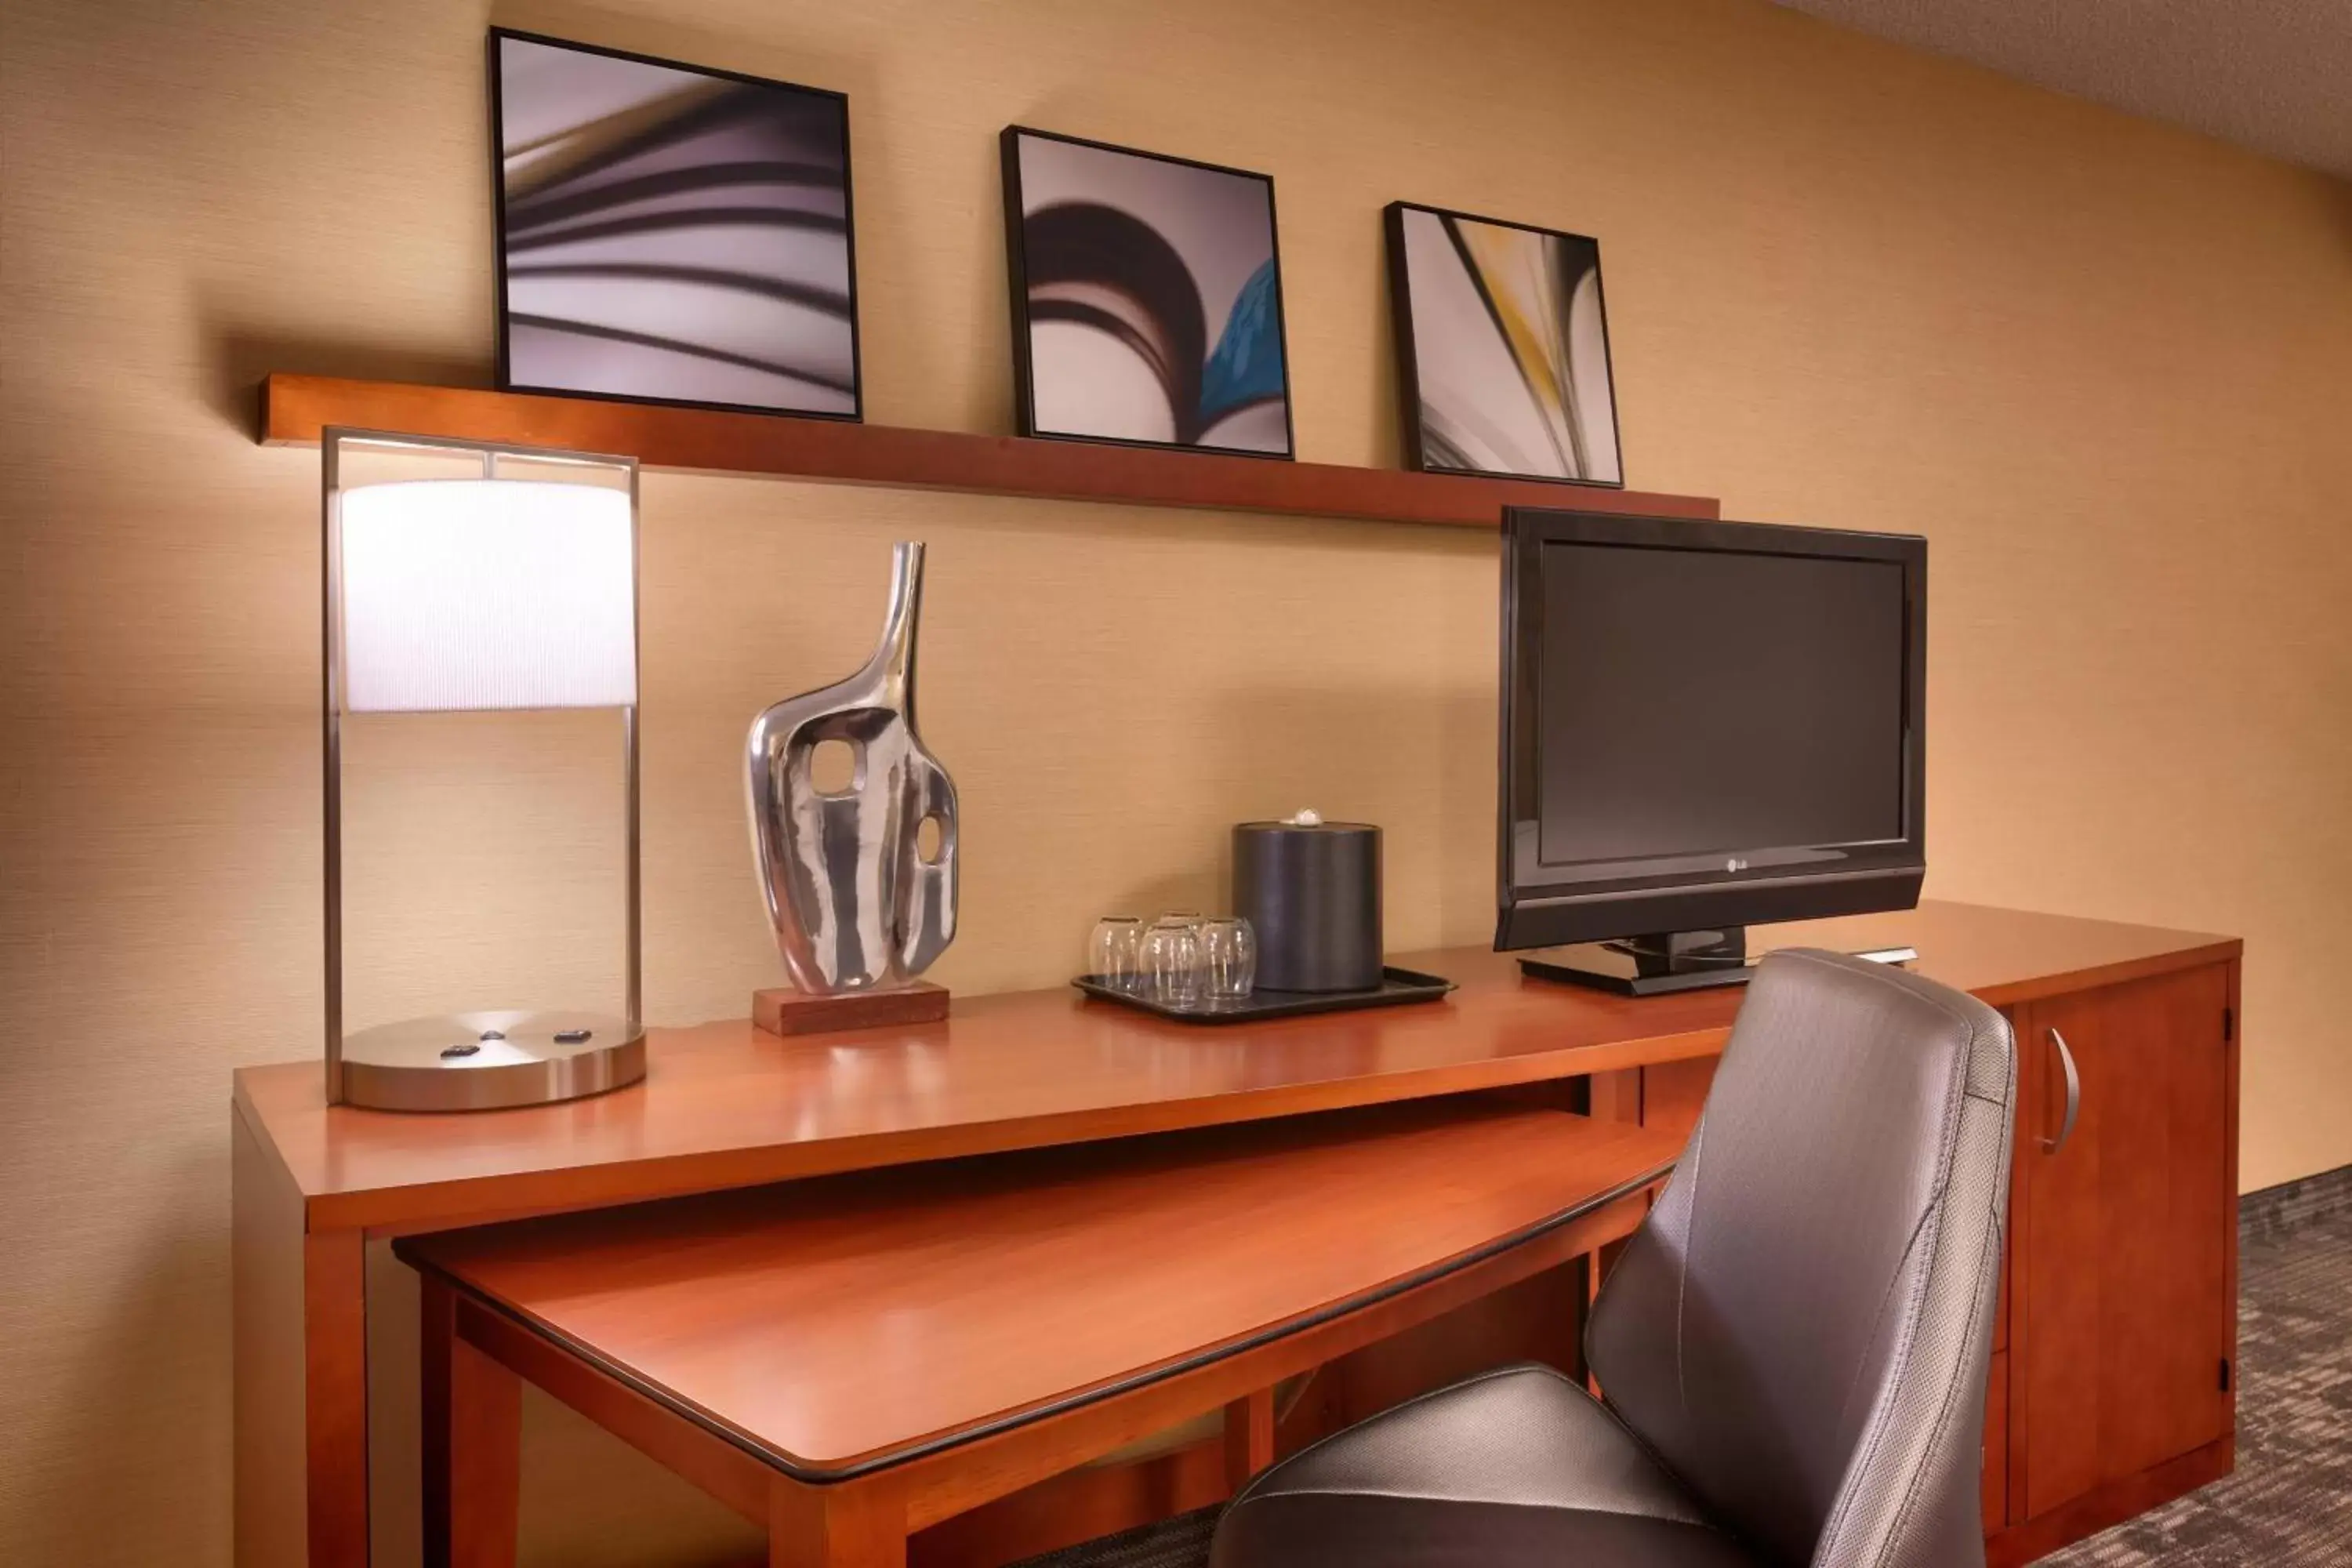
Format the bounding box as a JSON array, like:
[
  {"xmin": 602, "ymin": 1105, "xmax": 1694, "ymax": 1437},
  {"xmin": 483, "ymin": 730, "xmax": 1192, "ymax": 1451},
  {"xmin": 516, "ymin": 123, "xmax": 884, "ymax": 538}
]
[{"xmin": 322, "ymin": 427, "xmax": 646, "ymax": 1111}]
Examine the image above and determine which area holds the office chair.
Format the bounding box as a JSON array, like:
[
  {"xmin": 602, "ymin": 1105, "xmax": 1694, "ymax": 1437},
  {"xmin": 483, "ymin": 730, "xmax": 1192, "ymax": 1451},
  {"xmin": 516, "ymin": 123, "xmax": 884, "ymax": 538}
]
[{"xmin": 1211, "ymin": 948, "xmax": 2016, "ymax": 1568}]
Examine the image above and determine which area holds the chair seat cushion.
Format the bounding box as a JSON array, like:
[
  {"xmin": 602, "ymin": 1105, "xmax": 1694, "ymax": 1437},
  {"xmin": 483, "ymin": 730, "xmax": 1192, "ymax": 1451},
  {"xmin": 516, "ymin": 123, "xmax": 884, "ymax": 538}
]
[{"xmin": 1210, "ymin": 1363, "xmax": 1759, "ymax": 1568}]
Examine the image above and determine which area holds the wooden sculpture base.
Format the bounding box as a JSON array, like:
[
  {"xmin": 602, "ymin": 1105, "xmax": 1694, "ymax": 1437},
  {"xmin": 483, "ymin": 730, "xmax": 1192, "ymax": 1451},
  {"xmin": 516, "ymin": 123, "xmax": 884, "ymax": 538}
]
[{"xmin": 753, "ymin": 981, "xmax": 951, "ymax": 1037}]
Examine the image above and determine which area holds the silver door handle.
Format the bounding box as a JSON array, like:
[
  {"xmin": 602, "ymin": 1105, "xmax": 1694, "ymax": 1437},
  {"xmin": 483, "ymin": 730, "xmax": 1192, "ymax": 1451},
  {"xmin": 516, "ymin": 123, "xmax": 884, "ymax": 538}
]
[{"xmin": 2041, "ymin": 1026, "xmax": 2081, "ymax": 1154}]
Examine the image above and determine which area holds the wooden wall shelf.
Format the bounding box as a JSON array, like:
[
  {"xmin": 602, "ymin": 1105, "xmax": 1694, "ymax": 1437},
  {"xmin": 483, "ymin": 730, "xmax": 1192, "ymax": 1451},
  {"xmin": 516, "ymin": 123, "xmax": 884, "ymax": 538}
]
[{"xmin": 259, "ymin": 374, "xmax": 1719, "ymax": 530}]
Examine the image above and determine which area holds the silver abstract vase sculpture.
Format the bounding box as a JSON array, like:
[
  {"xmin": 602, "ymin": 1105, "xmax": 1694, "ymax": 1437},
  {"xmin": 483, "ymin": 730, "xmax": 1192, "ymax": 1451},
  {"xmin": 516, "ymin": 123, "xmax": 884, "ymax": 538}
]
[{"xmin": 746, "ymin": 542, "xmax": 958, "ymax": 995}]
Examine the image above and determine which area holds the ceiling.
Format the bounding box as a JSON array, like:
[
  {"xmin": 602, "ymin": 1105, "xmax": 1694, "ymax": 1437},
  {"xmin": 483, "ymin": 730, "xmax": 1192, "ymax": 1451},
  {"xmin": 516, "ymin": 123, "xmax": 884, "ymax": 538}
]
[{"xmin": 1772, "ymin": 0, "xmax": 2352, "ymax": 179}]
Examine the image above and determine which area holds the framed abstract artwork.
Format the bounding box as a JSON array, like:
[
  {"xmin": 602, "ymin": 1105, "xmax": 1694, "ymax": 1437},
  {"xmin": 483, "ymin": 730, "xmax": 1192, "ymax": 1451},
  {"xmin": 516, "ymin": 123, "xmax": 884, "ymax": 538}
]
[
  {"xmin": 1001, "ymin": 127, "xmax": 1294, "ymax": 458},
  {"xmin": 1385, "ymin": 201, "xmax": 1623, "ymax": 486},
  {"xmin": 489, "ymin": 29, "xmax": 862, "ymax": 419}
]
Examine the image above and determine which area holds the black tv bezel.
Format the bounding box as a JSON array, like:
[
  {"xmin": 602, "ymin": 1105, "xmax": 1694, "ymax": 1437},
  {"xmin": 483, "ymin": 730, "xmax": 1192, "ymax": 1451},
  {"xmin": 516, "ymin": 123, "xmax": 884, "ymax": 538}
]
[{"xmin": 1495, "ymin": 507, "xmax": 1928, "ymax": 952}]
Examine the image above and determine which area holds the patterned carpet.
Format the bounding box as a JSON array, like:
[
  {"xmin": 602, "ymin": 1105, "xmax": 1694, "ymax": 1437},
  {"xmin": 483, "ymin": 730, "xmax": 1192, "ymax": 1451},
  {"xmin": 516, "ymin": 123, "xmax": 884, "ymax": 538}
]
[{"xmin": 1028, "ymin": 1167, "xmax": 2352, "ymax": 1568}]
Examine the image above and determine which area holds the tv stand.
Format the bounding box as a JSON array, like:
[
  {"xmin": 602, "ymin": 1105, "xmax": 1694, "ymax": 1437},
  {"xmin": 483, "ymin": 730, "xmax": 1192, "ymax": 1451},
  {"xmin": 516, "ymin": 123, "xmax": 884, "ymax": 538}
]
[
  {"xmin": 1521, "ymin": 926, "xmax": 1754, "ymax": 996},
  {"xmin": 1520, "ymin": 926, "xmax": 1920, "ymax": 996}
]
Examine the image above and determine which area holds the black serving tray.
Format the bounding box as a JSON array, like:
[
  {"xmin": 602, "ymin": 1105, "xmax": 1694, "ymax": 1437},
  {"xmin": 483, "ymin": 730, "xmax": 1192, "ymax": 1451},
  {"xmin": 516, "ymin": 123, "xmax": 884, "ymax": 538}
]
[{"xmin": 1071, "ymin": 965, "xmax": 1456, "ymax": 1024}]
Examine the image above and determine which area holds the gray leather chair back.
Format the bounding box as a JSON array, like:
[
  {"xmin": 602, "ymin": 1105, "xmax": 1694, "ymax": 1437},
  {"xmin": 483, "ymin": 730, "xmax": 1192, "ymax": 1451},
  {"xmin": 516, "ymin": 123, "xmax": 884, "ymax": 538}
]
[{"xmin": 1587, "ymin": 949, "xmax": 2015, "ymax": 1568}]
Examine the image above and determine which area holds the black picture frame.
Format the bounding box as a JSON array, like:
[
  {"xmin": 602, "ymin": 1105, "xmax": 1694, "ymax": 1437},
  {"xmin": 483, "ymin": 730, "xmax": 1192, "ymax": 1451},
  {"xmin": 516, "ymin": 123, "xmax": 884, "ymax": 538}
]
[
  {"xmin": 1001, "ymin": 125, "xmax": 1296, "ymax": 461},
  {"xmin": 1385, "ymin": 201, "xmax": 1625, "ymax": 488},
  {"xmin": 488, "ymin": 27, "xmax": 863, "ymax": 423}
]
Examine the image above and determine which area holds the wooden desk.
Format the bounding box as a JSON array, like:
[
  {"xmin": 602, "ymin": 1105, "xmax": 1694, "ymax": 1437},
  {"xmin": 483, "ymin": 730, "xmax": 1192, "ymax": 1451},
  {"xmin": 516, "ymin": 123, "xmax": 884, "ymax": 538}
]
[
  {"xmin": 397, "ymin": 1104, "xmax": 1679, "ymax": 1566},
  {"xmin": 231, "ymin": 899, "xmax": 2240, "ymax": 1568}
]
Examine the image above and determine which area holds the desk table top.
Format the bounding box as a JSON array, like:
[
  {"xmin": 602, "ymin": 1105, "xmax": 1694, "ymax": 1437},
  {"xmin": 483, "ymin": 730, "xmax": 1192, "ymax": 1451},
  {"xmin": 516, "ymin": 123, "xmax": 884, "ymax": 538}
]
[
  {"xmin": 400, "ymin": 1102, "xmax": 1682, "ymax": 1476},
  {"xmin": 235, "ymin": 899, "xmax": 2235, "ymax": 1233}
]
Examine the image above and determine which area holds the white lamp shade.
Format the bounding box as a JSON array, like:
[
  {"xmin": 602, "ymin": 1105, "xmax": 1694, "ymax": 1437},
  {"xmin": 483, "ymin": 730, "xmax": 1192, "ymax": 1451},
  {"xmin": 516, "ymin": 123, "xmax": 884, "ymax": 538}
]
[{"xmin": 339, "ymin": 478, "xmax": 637, "ymax": 713}]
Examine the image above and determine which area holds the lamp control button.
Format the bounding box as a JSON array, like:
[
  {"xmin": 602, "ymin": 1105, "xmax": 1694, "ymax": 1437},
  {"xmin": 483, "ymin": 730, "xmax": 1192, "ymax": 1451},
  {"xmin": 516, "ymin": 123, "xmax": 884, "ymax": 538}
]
[
  {"xmin": 478, "ymin": 1029, "xmax": 506, "ymax": 1041},
  {"xmin": 554, "ymin": 1029, "xmax": 593, "ymax": 1044},
  {"xmin": 440, "ymin": 1042, "xmax": 482, "ymax": 1059}
]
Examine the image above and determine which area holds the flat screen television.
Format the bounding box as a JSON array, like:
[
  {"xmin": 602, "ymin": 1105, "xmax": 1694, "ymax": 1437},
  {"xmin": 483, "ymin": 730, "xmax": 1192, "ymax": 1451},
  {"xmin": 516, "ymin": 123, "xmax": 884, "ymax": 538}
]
[{"xmin": 1497, "ymin": 508, "xmax": 1926, "ymax": 993}]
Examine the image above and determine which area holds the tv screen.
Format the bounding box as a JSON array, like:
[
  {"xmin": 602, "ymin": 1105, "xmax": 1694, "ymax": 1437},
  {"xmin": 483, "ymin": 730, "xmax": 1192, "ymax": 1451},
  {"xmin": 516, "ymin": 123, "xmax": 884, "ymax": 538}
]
[
  {"xmin": 1498, "ymin": 510, "xmax": 1926, "ymax": 952},
  {"xmin": 1537, "ymin": 542, "xmax": 1907, "ymax": 869}
]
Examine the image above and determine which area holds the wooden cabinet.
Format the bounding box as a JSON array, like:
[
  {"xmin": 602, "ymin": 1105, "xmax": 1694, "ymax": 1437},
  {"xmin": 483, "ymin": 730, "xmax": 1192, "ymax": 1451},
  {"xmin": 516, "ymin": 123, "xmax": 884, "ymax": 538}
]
[
  {"xmin": 2004, "ymin": 964, "xmax": 2237, "ymax": 1541},
  {"xmin": 1621, "ymin": 955, "xmax": 2238, "ymax": 1563}
]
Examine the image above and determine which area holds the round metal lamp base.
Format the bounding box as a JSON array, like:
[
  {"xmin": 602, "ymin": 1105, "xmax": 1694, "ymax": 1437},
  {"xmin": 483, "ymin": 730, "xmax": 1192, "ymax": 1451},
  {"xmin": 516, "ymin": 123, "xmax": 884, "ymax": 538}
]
[{"xmin": 339, "ymin": 1011, "xmax": 646, "ymax": 1112}]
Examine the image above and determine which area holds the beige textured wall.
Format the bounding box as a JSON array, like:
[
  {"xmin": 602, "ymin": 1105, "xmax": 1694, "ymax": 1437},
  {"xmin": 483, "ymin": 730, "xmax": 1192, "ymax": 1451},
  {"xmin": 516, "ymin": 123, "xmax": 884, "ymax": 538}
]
[{"xmin": 5, "ymin": 0, "xmax": 2348, "ymax": 1563}]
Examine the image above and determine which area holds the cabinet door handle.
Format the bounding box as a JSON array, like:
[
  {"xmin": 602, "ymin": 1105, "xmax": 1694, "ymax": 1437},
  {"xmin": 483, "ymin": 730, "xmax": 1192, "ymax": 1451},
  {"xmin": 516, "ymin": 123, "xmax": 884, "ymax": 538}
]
[{"xmin": 2042, "ymin": 1026, "xmax": 2081, "ymax": 1155}]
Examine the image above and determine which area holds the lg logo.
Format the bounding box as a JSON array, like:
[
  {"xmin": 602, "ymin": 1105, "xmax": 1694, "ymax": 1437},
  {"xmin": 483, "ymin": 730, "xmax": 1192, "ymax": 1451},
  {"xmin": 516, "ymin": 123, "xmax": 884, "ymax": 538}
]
[{"xmin": 1726, "ymin": 857, "xmax": 1749, "ymax": 872}]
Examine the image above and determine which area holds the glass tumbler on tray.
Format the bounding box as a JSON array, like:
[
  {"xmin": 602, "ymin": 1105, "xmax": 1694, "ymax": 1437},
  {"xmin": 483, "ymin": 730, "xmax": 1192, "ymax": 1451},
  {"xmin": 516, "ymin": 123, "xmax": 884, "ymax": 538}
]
[
  {"xmin": 1200, "ymin": 916, "xmax": 1256, "ymax": 1001},
  {"xmin": 1088, "ymin": 916, "xmax": 1145, "ymax": 992},
  {"xmin": 1141, "ymin": 916, "xmax": 1205, "ymax": 1007}
]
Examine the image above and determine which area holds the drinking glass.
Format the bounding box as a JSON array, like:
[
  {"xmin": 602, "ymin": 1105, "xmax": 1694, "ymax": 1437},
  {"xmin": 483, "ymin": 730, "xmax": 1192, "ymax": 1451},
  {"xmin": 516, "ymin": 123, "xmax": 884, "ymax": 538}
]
[
  {"xmin": 1088, "ymin": 916, "xmax": 1145, "ymax": 991},
  {"xmin": 1200, "ymin": 916, "xmax": 1257, "ymax": 1001},
  {"xmin": 1142, "ymin": 916, "xmax": 1204, "ymax": 1007}
]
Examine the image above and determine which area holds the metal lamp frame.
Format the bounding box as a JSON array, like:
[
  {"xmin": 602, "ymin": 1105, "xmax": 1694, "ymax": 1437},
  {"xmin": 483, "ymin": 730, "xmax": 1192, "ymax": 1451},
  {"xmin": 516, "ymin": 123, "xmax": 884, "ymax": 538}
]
[{"xmin": 321, "ymin": 426, "xmax": 643, "ymax": 1109}]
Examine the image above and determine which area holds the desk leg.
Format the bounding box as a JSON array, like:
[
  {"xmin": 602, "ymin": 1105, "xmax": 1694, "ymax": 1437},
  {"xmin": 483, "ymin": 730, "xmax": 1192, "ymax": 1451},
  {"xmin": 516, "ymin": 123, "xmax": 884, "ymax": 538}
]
[
  {"xmin": 1223, "ymin": 1389, "xmax": 1276, "ymax": 1490},
  {"xmin": 423, "ymin": 1276, "xmax": 521, "ymax": 1568},
  {"xmin": 307, "ymin": 1229, "xmax": 374, "ymax": 1566},
  {"xmin": 771, "ymin": 1477, "xmax": 906, "ymax": 1568},
  {"xmin": 1584, "ymin": 1067, "xmax": 1646, "ymax": 1401},
  {"xmin": 234, "ymin": 1102, "xmax": 373, "ymax": 1568}
]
